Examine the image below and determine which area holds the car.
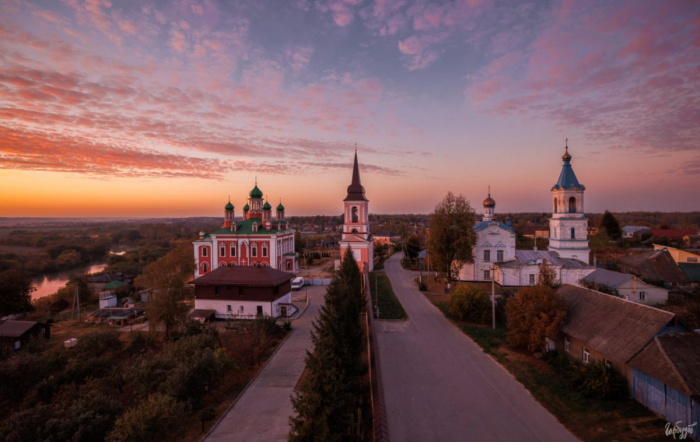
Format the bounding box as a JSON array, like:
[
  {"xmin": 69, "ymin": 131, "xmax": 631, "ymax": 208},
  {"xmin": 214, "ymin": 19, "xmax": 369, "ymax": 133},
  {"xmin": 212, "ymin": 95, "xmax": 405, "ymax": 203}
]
[{"xmin": 291, "ymin": 277, "xmax": 305, "ymax": 291}]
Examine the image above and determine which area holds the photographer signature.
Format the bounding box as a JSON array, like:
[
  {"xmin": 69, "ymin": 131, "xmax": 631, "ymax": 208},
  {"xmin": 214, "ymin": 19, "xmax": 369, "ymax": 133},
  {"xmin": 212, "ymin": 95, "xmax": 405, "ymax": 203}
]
[{"xmin": 665, "ymin": 422, "xmax": 697, "ymax": 440}]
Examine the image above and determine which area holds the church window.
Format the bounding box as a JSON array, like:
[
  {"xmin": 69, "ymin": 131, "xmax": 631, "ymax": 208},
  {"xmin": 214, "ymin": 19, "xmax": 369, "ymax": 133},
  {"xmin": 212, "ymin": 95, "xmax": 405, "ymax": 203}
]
[
  {"xmin": 484, "ymin": 250, "xmax": 491, "ymax": 262},
  {"xmin": 219, "ymin": 262, "xmax": 226, "ymax": 268},
  {"xmin": 252, "ymin": 244, "xmax": 258, "ymax": 257},
  {"xmin": 554, "ymin": 199, "xmax": 558, "ymax": 213},
  {"xmin": 231, "ymin": 244, "xmax": 236, "ymax": 257},
  {"xmin": 569, "ymin": 197, "xmax": 576, "ymax": 213},
  {"xmin": 202, "ymin": 247, "xmax": 208, "ymax": 257},
  {"xmin": 351, "ymin": 228, "xmax": 358, "ymax": 233},
  {"xmin": 262, "ymin": 244, "xmax": 268, "ymax": 257},
  {"xmin": 202, "ymin": 263, "xmax": 208, "ymax": 273},
  {"xmin": 529, "ymin": 274, "xmax": 535, "ymax": 285},
  {"xmin": 351, "ymin": 207, "xmax": 359, "ymax": 223},
  {"xmin": 497, "ymin": 250, "xmax": 504, "ymax": 262},
  {"xmin": 220, "ymin": 245, "xmax": 226, "ymax": 257},
  {"xmin": 571, "ymin": 228, "xmax": 575, "ymax": 239}
]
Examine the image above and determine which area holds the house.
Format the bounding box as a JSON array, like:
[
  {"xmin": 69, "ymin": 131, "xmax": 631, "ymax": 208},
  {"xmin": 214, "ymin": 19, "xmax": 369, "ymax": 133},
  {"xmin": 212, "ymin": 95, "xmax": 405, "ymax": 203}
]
[
  {"xmin": 629, "ymin": 333, "xmax": 700, "ymax": 428},
  {"xmin": 622, "ymin": 226, "xmax": 651, "ymax": 239},
  {"xmin": 619, "ymin": 249, "xmax": 690, "ymax": 288},
  {"xmin": 0, "ymin": 320, "xmax": 50, "ymax": 350},
  {"xmin": 651, "ymin": 229, "xmax": 698, "ymax": 243},
  {"xmin": 684, "ymin": 234, "xmax": 700, "ymax": 248},
  {"xmin": 191, "ymin": 265, "xmax": 295, "ymax": 319},
  {"xmin": 654, "ymin": 245, "xmax": 700, "ymax": 265},
  {"xmin": 554, "ymin": 285, "xmax": 685, "ymax": 388},
  {"xmin": 580, "ymin": 268, "xmax": 669, "ymax": 305},
  {"xmin": 87, "ymin": 272, "xmax": 135, "ymax": 293},
  {"xmin": 496, "ymin": 250, "xmax": 595, "ymax": 287},
  {"xmin": 373, "ymin": 231, "xmax": 401, "ymax": 246}
]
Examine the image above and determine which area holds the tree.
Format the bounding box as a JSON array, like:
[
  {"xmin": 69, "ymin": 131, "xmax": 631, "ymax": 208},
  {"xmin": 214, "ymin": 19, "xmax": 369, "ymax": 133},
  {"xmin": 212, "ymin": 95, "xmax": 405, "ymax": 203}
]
[
  {"xmin": 136, "ymin": 244, "xmax": 194, "ymax": 338},
  {"xmin": 405, "ymin": 235, "xmax": 421, "ymax": 261},
  {"xmin": 106, "ymin": 393, "xmax": 183, "ymax": 442},
  {"xmin": 0, "ymin": 269, "xmax": 35, "ymax": 315},
  {"xmin": 427, "ymin": 192, "xmax": 477, "ymax": 283},
  {"xmin": 537, "ymin": 260, "xmax": 559, "ymax": 288},
  {"xmin": 505, "ymin": 284, "xmax": 567, "ymax": 353},
  {"xmin": 447, "ymin": 284, "xmax": 490, "ymax": 324},
  {"xmin": 600, "ymin": 210, "xmax": 622, "ymax": 240}
]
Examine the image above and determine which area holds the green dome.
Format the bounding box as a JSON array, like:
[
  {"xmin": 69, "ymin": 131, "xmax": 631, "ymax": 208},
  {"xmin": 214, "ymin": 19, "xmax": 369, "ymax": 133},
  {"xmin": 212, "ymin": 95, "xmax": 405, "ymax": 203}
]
[
  {"xmin": 249, "ymin": 184, "xmax": 263, "ymax": 199},
  {"xmin": 263, "ymin": 201, "xmax": 272, "ymax": 211},
  {"xmin": 243, "ymin": 203, "xmax": 250, "ymax": 211},
  {"xmin": 225, "ymin": 201, "xmax": 234, "ymax": 211},
  {"xmin": 276, "ymin": 202, "xmax": 285, "ymax": 211}
]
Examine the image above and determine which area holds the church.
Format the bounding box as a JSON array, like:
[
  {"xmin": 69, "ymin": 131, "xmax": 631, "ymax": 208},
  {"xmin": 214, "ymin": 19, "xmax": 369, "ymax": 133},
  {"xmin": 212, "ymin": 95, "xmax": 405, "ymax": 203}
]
[
  {"xmin": 338, "ymin": 150, "xmax": 374, "ymax": 272},
  {"xmin": 192, "ymin": 182, "xmax": 297, "ymax": 278},
  {"xmin": 458, "ymin": 142, "xmax": 595, "ymax": 286}
]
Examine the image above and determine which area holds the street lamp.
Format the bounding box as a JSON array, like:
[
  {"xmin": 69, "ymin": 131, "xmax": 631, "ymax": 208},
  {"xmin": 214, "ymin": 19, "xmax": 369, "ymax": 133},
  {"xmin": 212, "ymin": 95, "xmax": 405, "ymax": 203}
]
[{"xmin": 491, "ymin": 265, "xmax": 496, "ymax": 330}]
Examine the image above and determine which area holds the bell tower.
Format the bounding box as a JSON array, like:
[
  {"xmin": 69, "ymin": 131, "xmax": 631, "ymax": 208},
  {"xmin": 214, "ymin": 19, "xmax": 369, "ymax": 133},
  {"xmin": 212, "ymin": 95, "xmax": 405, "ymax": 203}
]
[
  {"xmin": 339, "ymin": 148, "xmax": 374, "ymax": 272},
  {"xmin": 549, "ymin": 140, "xmax": 590, "ymax": 263}
]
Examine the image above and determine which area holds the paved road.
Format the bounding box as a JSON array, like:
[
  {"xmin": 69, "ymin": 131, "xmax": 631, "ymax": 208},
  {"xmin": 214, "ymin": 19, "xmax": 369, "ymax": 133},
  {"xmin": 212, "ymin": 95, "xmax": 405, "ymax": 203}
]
[
  {"xmin": 205, "ymin": 285, "xmax": 326, "ymax": 442},
  {"xmin": 376, "ymin": 253, "xmax": 579, "ymax": 442}
]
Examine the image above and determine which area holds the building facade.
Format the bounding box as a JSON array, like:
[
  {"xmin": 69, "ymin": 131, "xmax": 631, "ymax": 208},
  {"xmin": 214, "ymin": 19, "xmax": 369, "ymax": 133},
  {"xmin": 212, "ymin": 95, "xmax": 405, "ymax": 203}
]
[
  {"xmin": 338, "ymin": 150, "xmax": 374, "ymax": 272},
  {"xmin": 192, "ymin": 182, "xmax": 297, "ymax": 278},
  {"xmin": 548, "ymin": 141, "xmax": 590, "ymax": 263}
]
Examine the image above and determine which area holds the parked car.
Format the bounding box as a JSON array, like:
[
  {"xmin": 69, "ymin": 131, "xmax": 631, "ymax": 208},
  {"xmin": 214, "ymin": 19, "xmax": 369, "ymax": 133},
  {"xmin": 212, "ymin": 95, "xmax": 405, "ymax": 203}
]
[{"xmin": 291, "ymin": 277, "xmax": 305, "ymax": 290}]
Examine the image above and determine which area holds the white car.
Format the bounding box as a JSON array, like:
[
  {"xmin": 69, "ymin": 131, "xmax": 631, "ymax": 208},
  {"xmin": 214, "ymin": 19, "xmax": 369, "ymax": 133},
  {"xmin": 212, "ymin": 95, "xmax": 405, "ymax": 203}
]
[{"xmin": 291, "ymin": 277, "xmax": 305, "ymax": 291}]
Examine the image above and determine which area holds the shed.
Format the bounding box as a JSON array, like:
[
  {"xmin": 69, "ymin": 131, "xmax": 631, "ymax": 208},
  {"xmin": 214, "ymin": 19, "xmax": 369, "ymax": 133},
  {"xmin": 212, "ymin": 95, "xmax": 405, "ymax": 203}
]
[{"xmin": 0, "ymin": 320, "xmax": 50, "ymax": 350}]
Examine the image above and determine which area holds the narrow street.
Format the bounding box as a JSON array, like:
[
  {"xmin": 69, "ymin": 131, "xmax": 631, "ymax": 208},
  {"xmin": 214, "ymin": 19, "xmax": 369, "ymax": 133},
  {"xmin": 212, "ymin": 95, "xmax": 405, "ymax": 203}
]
[{"xmin": 375, "ymin": 253, "xmax": 579, "ymax": 442}]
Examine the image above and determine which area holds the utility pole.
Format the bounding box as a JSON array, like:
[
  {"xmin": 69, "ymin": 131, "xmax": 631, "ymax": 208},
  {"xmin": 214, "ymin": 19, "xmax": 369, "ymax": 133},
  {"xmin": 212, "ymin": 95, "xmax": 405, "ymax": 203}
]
[{"xmin": 491, "ymin": 265, "xmax": 496, "ymax": 330}]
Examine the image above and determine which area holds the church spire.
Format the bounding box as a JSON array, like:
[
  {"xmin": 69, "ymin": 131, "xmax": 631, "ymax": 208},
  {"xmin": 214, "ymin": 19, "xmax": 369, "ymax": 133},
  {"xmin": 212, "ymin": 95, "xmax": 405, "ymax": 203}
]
[{"xmin": 345, "ymin": 149, "xmax": 368, "ymax": 201}]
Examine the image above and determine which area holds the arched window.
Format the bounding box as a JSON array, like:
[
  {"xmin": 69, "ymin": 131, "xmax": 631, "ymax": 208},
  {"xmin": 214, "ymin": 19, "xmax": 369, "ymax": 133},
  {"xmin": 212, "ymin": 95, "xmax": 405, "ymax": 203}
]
[
  {"xmin": 351, "ymin": 206, "xmax": 358, "ymax": 223},
  {"xmin": 220, "ymin": 245, "xmax": 226, "ymax": 257},
  {"xmin": 262, "ymin": 244, "xmax": 268, "ymax": 257},
  {"xmin": 252, "ymin": 244, "xmax": 258, "ymax": 257},
  {"xmin": 569, "ymin": 197, "xmax": 576, "ymax": 213},
  {"xmin": 231, "ymin": 244, "xmax": 236, "ymax": 257},
  {"xmin": 202, "ymin": 263, "xmax": 208, "ymax": 273},
  {"xmin": 219, "ymin": 262, "xmax": 227, "ymax": 268},
  {"xmin": 571, "ymin": 227, "xmax": 575, "ymax": 239},
  {"xmin": 351, "ymin": 228, "xmax": 358, "ymax": 233},
  {"xmin": 554, "ymin": 199, "xmax": 558, "ymax": 213},
  {"xmin": 202, "ymin": 247, "xmax": 208, "ymax": 257}
]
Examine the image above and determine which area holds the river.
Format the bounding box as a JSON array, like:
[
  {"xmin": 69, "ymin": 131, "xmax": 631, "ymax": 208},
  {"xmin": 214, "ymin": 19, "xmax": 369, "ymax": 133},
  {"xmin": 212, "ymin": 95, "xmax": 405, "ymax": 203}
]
[{"xmin": 31, "ymin": 262, "xmax": 108, "ymax": 300}]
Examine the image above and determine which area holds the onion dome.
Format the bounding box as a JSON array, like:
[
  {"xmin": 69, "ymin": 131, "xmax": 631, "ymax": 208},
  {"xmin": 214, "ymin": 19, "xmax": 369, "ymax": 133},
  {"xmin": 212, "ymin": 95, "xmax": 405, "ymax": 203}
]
[
  {"xmin": 483, "ymin": 186, "xmax": 495, "ymax": 208},
  {"xmin": 225, "ymin": 199, "xmax": 234, "ymax": 211},
  {"xmin": 243, "ymin": 203, "xmax": 250, "ymax": 211},
  {"xmin": 276, "ymin": 201, "xmax": 285, "ymax": 211},
  {"xmin": 263, "ymin": 201, "xmax": 272, "ymax": 211},
  {"xmin": 249, "ymin": 182, "xmax": 263, "ymax": 199},
  {"xmin": 562, "ymin": 139, "xmax": 572, "ymax": 161}
]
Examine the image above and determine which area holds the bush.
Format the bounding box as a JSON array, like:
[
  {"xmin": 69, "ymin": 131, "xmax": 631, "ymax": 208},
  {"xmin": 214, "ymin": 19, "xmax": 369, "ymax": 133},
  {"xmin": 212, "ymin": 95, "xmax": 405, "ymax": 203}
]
[
  {"xmin": 447, "ymin": 284, "xmax": 490, "ymax": 324},
  {"xmin": 571, "ymin": 360, "xmax": 628, "ymax": 400},
  {"xmin": 79, "ymin": 331, "xmax": 123, "ymax": 358},
  {"xmin": 106, "ymin": 393, "xmax": 183, "ymax": 442},
  {"xmin": 505, "ymin": 285, "xmax": 567, "ymax": 353},
  {"xmin": 415, "ymin": 278, "xmax": 427, "ymax": 291}
]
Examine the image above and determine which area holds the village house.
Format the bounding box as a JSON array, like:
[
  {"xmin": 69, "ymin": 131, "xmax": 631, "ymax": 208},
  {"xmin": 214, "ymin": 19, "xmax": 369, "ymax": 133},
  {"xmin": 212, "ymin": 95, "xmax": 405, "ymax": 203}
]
[
  {"xmin": 580, "ymin": 268, "xmax": 669, "ymax": 305},
  {"xmin": 653, "ymin": 245, "xmax": 700, "ymax": 286},
  {"xmin": 373, "ymin": 231, "xmax": 401, "ymax": 246},
  {"xmin": 618, "ymin": 249, "xmax": 690, "ymax": 289},
  {"xmin": 190, "ymin": 265, "xmax": 295, "ymax": 319},
  {"xmin": 0, "ymin": 320, "xmax": 50, "ymax": 350},
  {"xmin": 622, "ymin": 225, "xmax": 651, "ymax": 239}
]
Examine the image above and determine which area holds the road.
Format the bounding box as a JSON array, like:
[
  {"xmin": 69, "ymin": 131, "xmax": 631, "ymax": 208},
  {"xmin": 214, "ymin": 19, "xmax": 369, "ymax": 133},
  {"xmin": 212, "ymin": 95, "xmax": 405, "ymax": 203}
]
[
  {"xmin": 204, "ymin": 285, "xmax": 326, "ymax": 442},
  {"xmin": 376, "ymin": 253, "xmax": 579, "ymax": 442}
]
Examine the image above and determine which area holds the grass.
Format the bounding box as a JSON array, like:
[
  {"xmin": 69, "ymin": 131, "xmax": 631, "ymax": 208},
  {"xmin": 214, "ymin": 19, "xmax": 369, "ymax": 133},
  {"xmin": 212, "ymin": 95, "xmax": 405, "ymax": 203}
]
[
  {"xmin": 422, "ymin": 290, "xmax": 668, "ymax": 442},
  {"xmin": 369, "ymin": 271, "xmax": 407, "ymax": 320}
]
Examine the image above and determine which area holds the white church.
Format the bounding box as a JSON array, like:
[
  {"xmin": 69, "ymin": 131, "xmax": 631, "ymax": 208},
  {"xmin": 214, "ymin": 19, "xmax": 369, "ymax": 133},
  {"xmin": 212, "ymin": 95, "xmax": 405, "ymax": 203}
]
[{"xmin": 458, "ymin": 142, "xmax": 595, "ymax": 286}]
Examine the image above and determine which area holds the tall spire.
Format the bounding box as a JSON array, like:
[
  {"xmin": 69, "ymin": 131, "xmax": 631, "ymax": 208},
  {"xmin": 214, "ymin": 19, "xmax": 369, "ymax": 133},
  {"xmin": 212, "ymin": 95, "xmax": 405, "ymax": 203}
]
[{"xmin": 345, "ymin": 149, "xmax": 367, "ymax": 201}]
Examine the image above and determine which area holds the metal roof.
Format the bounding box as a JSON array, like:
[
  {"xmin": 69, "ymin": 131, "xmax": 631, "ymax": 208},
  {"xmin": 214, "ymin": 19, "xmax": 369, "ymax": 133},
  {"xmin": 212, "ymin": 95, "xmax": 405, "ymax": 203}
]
[
  {"xmin": 552, "ymin": 156, "xmax": 584, "ymax": 190},
  {"xmin": 630, "ymin": 333, "xmax": 700, "ymax": 397},
  {"xmin": 497, "ymin": 250, "xmax": 592, "ymax": 269},
  {"xmin": 582, "ymin": 268, "xmax": 633, "ymax": 288},
  {"xmin": 191, "ymin": 265, "xmax": 293, "ymax": 287},
  {"xmin": 679, "ymin": 263, "xmax": 700, "ymax": 283},
  {"xmin": 0, "ymin": 320, "xmax": 40, "ymax": 337},
  {"xmin": 474, "ymin": 221, "xmax": 514, "ymax": 233}
]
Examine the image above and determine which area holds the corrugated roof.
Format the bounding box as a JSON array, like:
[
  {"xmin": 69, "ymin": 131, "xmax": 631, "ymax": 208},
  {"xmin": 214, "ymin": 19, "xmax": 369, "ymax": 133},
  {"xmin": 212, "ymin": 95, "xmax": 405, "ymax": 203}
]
[
  {"xmin": 191, "ymin": 266, "xmax": 293, "ymax": 287},
  {"xmin": 0, "ymin": 320, "xmax": 39, "ymax": 337},
  {"xmin": 619, "ymin": 250, "xmax": 689, "ymax": 284},
  {"xmin": 630, "ymin": 333, "xmax": 700, "ymax": 397},
  {"xmin": 498, "ymin": 250, "xmax": 592, "ymax": 269},
  {"xmin": 557, "ymin": 284, "xmax": 675, "ymax": 363},
  {"xmin": 207, "ymin": 218, "xmax": 290, "ymax": 236},
  {"xmin": 582, "ymin": 268, "xmax": 633, "ymax": 288}
]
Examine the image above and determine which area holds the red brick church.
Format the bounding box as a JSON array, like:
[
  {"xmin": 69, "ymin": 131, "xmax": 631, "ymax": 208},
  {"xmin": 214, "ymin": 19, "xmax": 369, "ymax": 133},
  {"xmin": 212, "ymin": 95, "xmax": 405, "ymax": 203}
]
[{"xmin": 192, "ymin": 182, "xmax": 297, "ymax": 278}]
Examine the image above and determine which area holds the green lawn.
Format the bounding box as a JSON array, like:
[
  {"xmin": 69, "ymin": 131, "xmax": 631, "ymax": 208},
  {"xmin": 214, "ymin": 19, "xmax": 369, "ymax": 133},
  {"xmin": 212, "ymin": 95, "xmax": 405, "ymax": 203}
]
[{"xmin": 369, "ymin": 272, "xmax": 407, "ymax": 320}]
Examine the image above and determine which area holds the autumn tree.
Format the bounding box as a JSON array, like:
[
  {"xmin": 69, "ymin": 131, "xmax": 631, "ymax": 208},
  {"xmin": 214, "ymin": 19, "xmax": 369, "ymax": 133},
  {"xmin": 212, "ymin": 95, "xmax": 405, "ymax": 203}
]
[
  {"xmin": 427, "ymin": 192, "xmax": 477, "ymax": 283},
  {"xmin": 600, "ymin": 210, "xmax": 622, "ymax": 240},
  {"xmin": 537, "ymin": 260, "xmax": 560, "ymax": 288},
  {"xmin": 106, "ymin": 393, "xmax": 183, "ymax": 442},
  {"xmin": 0, "ymin": 269, "xmax": 35, "ymax": 316},
  {"xmin": 405, "ymin": 235, "xmax": 421, "ymax": 261},
  {"xmin": 447, "ymin": 284, "xmax": 490, "ymax": 324},
  {"xmin": 506, "ymin": 284, "xmax": 567, "ymax": 353},
  {"xmin": 136, "ymin": 244, "xmax": 194, "ymax": 339}
]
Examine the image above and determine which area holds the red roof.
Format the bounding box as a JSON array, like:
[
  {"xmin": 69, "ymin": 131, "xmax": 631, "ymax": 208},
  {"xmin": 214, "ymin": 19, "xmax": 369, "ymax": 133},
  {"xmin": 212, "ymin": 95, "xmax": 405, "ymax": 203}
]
[
  {"xmin": 191, "ymin": 266, "xmax": 292, "ymax": 287},
  {"xmin": 651, "ymin": 229, "xmax": 697, "ymax": 240}
]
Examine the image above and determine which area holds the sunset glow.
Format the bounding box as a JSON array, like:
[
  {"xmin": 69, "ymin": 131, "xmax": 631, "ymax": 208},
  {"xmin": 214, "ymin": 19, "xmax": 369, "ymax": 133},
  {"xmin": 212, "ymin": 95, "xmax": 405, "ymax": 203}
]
[{"xmin": 1, "ymin": 0, "xmax": 698, "ymax": 216}]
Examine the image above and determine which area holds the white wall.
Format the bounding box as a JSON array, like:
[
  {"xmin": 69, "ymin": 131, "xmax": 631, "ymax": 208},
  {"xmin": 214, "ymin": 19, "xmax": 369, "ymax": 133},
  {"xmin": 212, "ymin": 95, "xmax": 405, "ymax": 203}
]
[
  {"xmin": 194, "ymin": 291, "xmax": 292, "ymax": 319},
  {"xmin": 616, "ymin": 280, "xmax": 668, "ymax": 306},
  {"xmin": 497, "ymin": 264, "xmax": 595, "ymax": 286},
  {"xmin": 459, "ymin": 223, "xmax": 516, "ymax": 282}
]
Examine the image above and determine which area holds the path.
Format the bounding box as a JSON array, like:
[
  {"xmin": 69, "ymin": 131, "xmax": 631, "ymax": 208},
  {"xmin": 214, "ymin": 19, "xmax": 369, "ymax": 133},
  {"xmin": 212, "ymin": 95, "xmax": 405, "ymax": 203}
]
[
  {"xmin": 204, "ymin": 285, "xmax": 326, "ymax": 442},
  {"xmin": 376, "ymin": 253, "xmax": 579, "ymax": 442}
]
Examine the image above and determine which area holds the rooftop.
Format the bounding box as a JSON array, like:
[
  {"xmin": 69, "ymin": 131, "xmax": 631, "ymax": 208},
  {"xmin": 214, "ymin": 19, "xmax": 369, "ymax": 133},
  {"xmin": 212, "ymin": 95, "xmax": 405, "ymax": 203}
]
[
  {"xmin": 619, "ymin": 249, "xmax": 689, "ymax": 284},
  {"xmin": 557, "ymin": 284, "xmax": 676, "ymax": 363},
  {"xmin": 191, "ymin": 265, "xmax": 293, "ymax": 287},
  {"xmin": 581, "ymin": 268, "xmax": 633, "ymax": 288},
  {"xmin": 498, "ymin": 250, "xmax": 591, "ymax": 269},
  {"xmin": 0, "ymin": 320, "xmax": 40, "ymax": 337}
]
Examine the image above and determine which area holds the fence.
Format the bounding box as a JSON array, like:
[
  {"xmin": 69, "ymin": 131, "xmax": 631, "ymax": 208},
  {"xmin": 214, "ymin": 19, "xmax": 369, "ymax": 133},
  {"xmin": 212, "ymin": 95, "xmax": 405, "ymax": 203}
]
[
  {"xmin": 305, "ymin": 278, "xmax": 332, "ymax": 286},
  {"xmin": 364, "ymin": 265, "xmax": 389, "ymax": 442}
]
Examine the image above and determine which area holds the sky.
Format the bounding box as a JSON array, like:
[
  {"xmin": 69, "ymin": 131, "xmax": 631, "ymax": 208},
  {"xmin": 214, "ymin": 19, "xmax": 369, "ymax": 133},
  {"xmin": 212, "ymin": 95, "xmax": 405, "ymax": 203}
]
[{"xmin": 0, "ymin": 0, "xmax": 698, "ymax": 217}]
